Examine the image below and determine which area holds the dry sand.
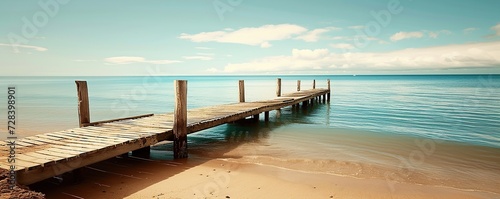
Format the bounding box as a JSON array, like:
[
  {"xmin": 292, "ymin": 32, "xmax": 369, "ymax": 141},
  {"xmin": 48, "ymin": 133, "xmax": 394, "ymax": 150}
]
[
  {"xmin": 0, "ymin": 169, "xmax": 45, "ymax": 199},
  {"xmin": 32, "ymin": 152, "xmax": 499, "ymax": 199}
]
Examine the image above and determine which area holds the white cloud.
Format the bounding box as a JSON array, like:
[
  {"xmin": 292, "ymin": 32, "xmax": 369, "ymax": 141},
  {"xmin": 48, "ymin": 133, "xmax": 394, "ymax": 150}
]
[
  {"xmin": 104, "ymin": 56, "xmax": 181, "ymax": 65},
  {"xmin": 296, "ymin": 27, "xmax": 341, "ymax": 42},
  {"xmin": 491, "ymin": 23, "xmax": 500, "ymax": 36},
  {"xmin": 260, "ymin": 42, "xmax": 272, "ymax": 48},
  {"xmin": 330, "ymin": 43, "xmax": 355, "ymax": 50},
  {"xmin": 206, "ymin": 68, "xmax": 219, "ymax": 73},
  {"xmin": 463, "ymin": 27, "xmax": 477, "ymax": 34},
  {"xmin": 182, "ymin": 56, "xmax": 213, "ymax": 61},
  {"xmin": 0, "ymin": 43, "xmax": 48, "ymax": 52},
  {"xmin": 390, "ymin": 31, "xmax": 424, "ymax": 41},
  {"xmin": 224, "ymin": 41, "xmax": 500, "ymax": 73},
  {"xmin": 179, "ymin": 24, "xmax": 307, "ymax": 48},
  {"xmin": 331, "ymin": 36, "xmax": 346, "ymax": 40},
  {"xmin": 348, "ymin": 25, "xmax": 364, "ymax": 30},
  {"xmin": 428, "ymin": 30, "xmax": 452, "ymax": 38},
  {"xmin": 292, "ymin": 49, "xmax": 329, "ymax": 59}
]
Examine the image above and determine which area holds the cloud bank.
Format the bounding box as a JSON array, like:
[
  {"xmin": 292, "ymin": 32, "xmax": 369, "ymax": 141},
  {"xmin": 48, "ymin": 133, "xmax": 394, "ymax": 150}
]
[
  {"xmin": 104, "ymin": 56, "xmax": 180, "ymax": 65},
  {"xmin": 224, "ymin": 41, "xmax": 500, "ymax": 73}
]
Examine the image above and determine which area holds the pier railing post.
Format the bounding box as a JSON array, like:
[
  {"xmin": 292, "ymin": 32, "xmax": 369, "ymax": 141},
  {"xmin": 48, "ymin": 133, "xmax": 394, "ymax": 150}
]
[
  {"xmin": 174, "ymin": 80, "xmax": 188, "ymax": 159},
  {"xmin": 276, "ymin": 78, "xmax": 281, "ymax": 97},
  {"xmin": 75, "ymin": 81, "xmax": 90, "ymax": 127},
  {"xmin": 297, "ymin": 80, "xmax": 301, "ymax": 91},
  {"xmin": 313, "ymin": 79, "xmax": 316, "ymax": 89},
  {"xmin": 327, "ymin": 79, "xmax": 331, "ymax": 102},
  {"xmin": 239, "ymin": 80, "xmax": 245, "ymax": 103}
]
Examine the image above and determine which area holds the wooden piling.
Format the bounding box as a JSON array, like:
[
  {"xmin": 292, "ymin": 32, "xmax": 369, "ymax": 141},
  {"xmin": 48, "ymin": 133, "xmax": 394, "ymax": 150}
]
[
  {"xmin": 313, "ymin": 80, "xmax": 316, "ymax": 89},
  {"xmin": 75, "ymin": 81, "xmax": 90, "ymax": 128},
  {"xmin": 253, "ymin": 114, "xmax": 260, "ymax": 122},
  {"xmin": 297, "ymin": 80, "xmax": 301, "ymax": 91},
  {"xmin": 173, "ymin": 80, "xmax": 188, "ymax": 159},
  {"xmin": 276, "ymin": 78, "xmax": 281, "ymax": 97},
  {"xmin": 327, "ymin": 79, "xmax": 331, "ymax": 102},
  {"xmin": 302, "ymin": 100, "xmax": 308, "ymax": 109},
  {"xmin": 264, "ymin": 111, "xmax": 269, "ymax": 122},
  {"xmin": 239, "ymin": 80, "xmax": 245, "ymax": 102},
  {"xmin": 132, "ymin": 146, "xmax": 150, "ymax": 158}
]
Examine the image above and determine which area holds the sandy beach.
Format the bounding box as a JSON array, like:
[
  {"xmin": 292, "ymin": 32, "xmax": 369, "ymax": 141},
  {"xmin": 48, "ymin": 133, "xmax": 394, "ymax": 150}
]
[{"xmin": 30, "ymin": 140, "xmax": 500, "ymax": 199}]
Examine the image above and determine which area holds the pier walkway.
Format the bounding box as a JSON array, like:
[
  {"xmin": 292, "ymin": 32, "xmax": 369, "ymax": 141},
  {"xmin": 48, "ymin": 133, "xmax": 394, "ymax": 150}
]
[{"xmin": 1, "ymin": 78, "xmax": 330, "ymax": 185}]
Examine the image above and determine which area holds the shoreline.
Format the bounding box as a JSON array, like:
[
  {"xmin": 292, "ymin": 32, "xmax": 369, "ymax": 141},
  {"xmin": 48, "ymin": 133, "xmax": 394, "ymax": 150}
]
[
  {"xmin": 32, "ymin": 155, "xmax": 499, "ymax": 199},
  {"xmin": 30, "ymin": 142, "xmax": 500, "ymax": 199}
]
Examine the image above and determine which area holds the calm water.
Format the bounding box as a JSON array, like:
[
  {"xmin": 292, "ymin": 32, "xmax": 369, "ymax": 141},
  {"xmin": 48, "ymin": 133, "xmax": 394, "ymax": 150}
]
[
  {"xmin": 1, "ymin": 75, "xmax": 500, "ymax": 193},
  {"xmin": 1, "ymin": 75, "xmax": 499, "ymax": 147}
]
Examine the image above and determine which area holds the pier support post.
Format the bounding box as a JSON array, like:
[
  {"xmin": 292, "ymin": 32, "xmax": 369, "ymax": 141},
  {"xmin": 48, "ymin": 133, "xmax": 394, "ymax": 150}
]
[
  {"xmin": 132, "ymin": 146, "xmax": 150, "ymax": 158},
  {"xmin": 302, "ymin": 100, "xmax": 308, "ymax": 109},
  {"xmin": 327, "ymin": 79, "xmax": 331, "ymax": 102},
  {"xmin": 239, "ymin": 80, "xmax": 245, "ymax": 103},
  {"xmin": 297, "ymin": 80, "xmax": 301, "ymax": 91},
  {"xmin": 75, "ymin": 81, "xmax": 90, "ymax": 127},
  {"xmin": 313, "ymin": 80, "xmax": 316, "ymax": 89},
  {"xmin": 276, "ymin": 78, "xmax": 281, "ymax": 97},
  {"xmin": 253, "ymin": 114, "xmax": 260, "ymax": 122},
  {"xmin": 173, "ymin": 80, "xmax": 188, "ymax": 159},
  {"xmin": 264, "ymin": 111, "xmax": 269, "ymax": 122}
]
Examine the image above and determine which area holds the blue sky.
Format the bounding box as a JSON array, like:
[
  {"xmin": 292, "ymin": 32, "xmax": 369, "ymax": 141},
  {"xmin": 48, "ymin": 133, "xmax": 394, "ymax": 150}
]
[{"xmin": 1, "ymin": 0, "xmax": 500, "ymax": 76}]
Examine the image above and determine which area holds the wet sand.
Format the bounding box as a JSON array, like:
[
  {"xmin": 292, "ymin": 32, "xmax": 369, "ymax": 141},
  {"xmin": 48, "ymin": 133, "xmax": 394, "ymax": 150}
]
[{"xmin": 31, "ymin": 144, "xmax": 500, "ymax": 199}]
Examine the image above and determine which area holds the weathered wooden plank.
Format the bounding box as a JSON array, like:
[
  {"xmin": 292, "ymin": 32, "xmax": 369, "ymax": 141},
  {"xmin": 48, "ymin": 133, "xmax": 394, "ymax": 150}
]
[
  {"xmin": 44, "ymin": 147, "xmax": 84, "ymax": 156},
  {"xmin": 68, "ymin": 129, "xmax": 131, "ymax": 143},
  {"xmin": 68, "ymin": 129, "xmax": 134, "ymax": 143},
  {"xmin": 83, "ymin": 113, "xmax": 154, "ymax": 127},
  {"xmin": 16, "ymin": 134, "xmax": 160, "ymax": 184},
  {"xmin": 20, "ymin": 152, "xmax": 64, "ymax": 164},
  {"xmin": 12, "ymin": 159, "xmax": 39, "ymax": 170},
  {"xmin": 24, "ymin": 136, "xmax": 66, "ymax": 146},
  {"xmin": 0, "ymin": 158, "xmax": 19, "ymax": 170},
  {"xmin": 12, "ymin": 140, "xmax": 35, "ymax": 147},
  {"xmin": 35, "ymin": 150, "xmax": 77, "ymax": 159},
  {"xmin": 46, "ymin": 132, "xmax": 116, "ymax": 147},
  {"xmin": 48, "ymin": 145, "xmax": 93, "ymax": 154},
  {"xmin": 18, "ymin": 139, "xmax": 46, "ymax": 146}
]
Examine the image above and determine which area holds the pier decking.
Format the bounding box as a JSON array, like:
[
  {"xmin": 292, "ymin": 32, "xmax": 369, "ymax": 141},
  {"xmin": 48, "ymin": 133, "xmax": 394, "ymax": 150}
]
[{"xmin": 1, "ymin": 79, "xmax": 330, "ymax": 185}]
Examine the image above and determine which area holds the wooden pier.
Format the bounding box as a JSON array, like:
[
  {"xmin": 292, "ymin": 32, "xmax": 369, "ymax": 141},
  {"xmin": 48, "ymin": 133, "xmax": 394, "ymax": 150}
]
[{"xmin": 1, "ymin": 78, "xmax": 331, "ymax": 185}]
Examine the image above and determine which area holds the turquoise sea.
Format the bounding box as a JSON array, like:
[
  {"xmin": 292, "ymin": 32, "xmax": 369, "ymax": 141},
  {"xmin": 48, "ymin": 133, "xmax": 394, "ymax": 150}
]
[{"xmin": 1, "ymin": 75, "xmax": 500, "ymax": 193}]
